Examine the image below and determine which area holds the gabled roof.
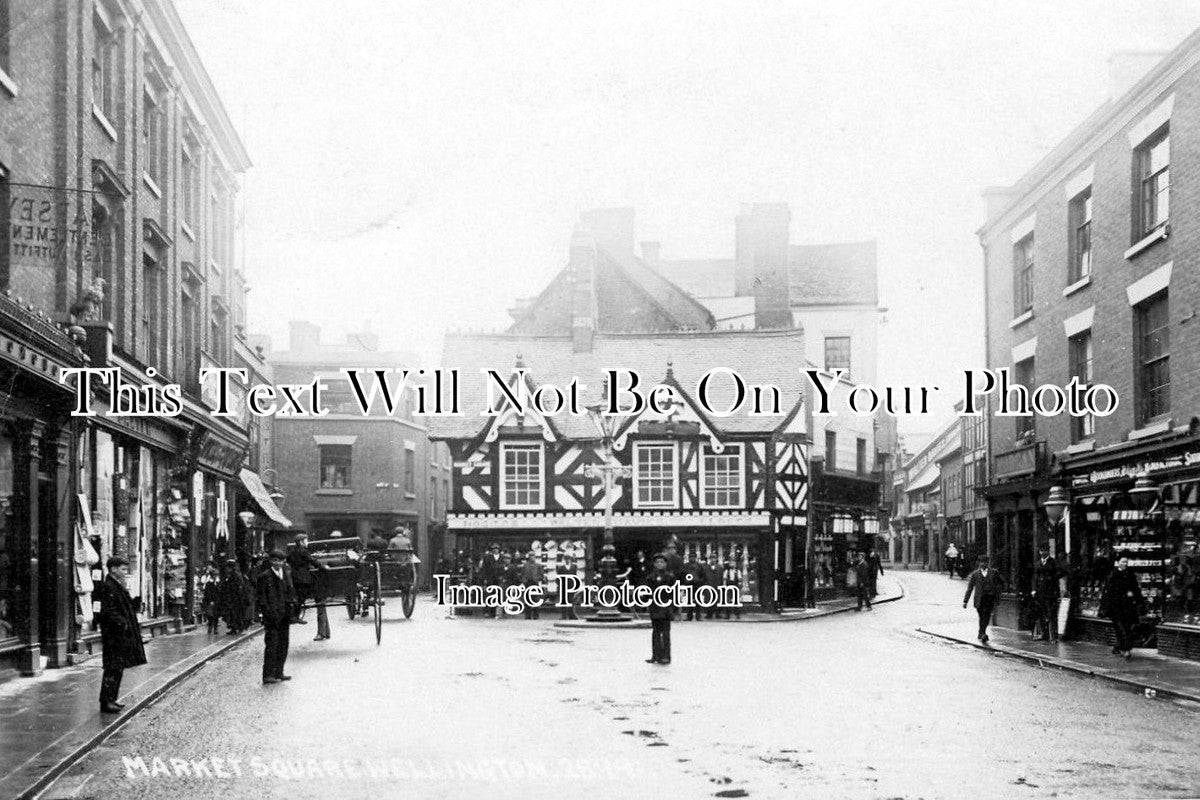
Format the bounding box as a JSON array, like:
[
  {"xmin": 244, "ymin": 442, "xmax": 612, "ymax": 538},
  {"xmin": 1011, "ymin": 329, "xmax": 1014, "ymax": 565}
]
[
  {"xmin": 506, "ymin": 247, "xmax": 716, "ymax": 335},
  {"xmin": 428, "ymin": 328, "xmax": 806, "ymax": 441},
  {"xmin": 789, "ymin": 241, "xmax": 878, "ymax": 306}
]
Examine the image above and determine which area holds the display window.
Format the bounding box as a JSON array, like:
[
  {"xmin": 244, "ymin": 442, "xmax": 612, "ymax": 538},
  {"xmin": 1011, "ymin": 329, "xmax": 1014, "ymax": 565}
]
[{"xmin": 0, "ymin": 433, "xmax": 15, "ymax": 642}]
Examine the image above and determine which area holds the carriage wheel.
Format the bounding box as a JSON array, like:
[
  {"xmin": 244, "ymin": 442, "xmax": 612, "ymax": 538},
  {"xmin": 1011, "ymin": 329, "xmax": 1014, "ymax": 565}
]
[
  {"xmin": 346, "ymin": 590, "xmax": 359, "ymax": 619},
  {"xmin": 402, "ymin": 587, "xmax": 415, "ymax": 619},
  {"xmin": 373, "ymin": 561, "xmax": 383, "ymax": 645}
]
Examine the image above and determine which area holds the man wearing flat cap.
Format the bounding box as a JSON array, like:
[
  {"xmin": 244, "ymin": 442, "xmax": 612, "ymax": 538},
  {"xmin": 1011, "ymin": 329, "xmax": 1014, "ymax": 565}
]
[
  {"xmin": 256, "ymin": 549, "xmax": 297, "ymax": 683},
  {"xmin": 92, "ymin": 556, "xmax": 147, "ymax": 713}
]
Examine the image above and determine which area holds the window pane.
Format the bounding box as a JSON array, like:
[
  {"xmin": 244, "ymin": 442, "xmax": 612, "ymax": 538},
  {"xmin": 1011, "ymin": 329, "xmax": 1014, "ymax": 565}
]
[
  {"xmin": 702, "ymin": 446, "xmax": 741, "ymax": 507},
  {"xmin": 636, "ymin": 445, "xmax": 675, "ymax": 505},
  {"xmin": 503, "ymin": 444, "xmax": 541, "ymax": 507}
]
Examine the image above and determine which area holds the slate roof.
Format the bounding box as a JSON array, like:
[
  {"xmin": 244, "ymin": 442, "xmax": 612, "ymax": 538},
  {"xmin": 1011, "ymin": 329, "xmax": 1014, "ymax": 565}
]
[
  {"xmin": 428, "ymin": 328, "xmax": 807, "ymax": 441},
  {"xmin": 788, "ymin": 241, "xmax": 878, "ymax": 306},
  {"xmin": 654, "ymin": 259, "xmax": 736, "ymax": 299}
]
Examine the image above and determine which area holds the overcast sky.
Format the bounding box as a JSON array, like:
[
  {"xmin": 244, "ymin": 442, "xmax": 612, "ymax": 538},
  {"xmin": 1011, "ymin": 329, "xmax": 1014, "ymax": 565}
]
[{"xmin": 174, "ymin": 1, "xmax": 1200, "ymax": 437}]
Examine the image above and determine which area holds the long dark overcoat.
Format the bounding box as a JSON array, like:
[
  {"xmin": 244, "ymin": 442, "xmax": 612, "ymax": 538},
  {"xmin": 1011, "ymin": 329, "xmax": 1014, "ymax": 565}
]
[{"xmin": 93, "ymin": 574, "xmax": 147, "ymax": 670}]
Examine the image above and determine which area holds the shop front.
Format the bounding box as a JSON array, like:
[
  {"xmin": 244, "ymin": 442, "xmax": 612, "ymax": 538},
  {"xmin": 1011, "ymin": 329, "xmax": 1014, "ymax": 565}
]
[
  {"xmin": 1060, "ymin": 435, "xmax": 1200, "ymax": 661},
  {"xmin": 446, "ymin": 510, "xmax": 772, "ymax": 609}
]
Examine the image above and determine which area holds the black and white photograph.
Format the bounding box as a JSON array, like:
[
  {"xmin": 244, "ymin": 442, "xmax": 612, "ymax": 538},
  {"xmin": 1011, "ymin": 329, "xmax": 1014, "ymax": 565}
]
[{"xmin": 2, "ymin": 1, "xmax": 1200, "ymax": 798}]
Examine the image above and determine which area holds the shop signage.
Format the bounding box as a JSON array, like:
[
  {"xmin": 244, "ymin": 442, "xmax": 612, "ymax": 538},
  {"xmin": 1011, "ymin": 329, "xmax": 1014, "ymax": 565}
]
[
  {"xmin": 195, "ymin": 431, "xmax": 247, "ymax": 476},
  {"xmin": 448, "ymin": 511, "xmax": 771, "ymax": 530},
  {"xmin": 1073, "ymin": 450, "xmax": 1200, "ymax": 487},
  {"xmin": 4, "ymin": 184, "xmax": 114, "ymax": 310}
]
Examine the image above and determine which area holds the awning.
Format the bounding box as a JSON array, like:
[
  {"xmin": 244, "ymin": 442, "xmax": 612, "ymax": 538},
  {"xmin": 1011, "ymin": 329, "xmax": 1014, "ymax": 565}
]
[
  {"xmin": 1075, "ymin": 491, "xmax": 1115, "ymax": 507},
  {"xmin": 906, "ymin": 463, "xmax": 939, "ymax": 493},
  {"xmin": 239, "ymin": 468, "xmax": 292, "ymax": 527}
]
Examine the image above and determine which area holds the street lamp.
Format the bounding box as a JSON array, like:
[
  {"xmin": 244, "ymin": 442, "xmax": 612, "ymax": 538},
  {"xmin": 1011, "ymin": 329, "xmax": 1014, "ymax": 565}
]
[
  {"xmin": 1043, "ymin": 484, "xmax": 1071, "ymax": 559},
  {"xmin": 1128, "ymin": 474, "xmax": 1160, "ymax": 512},
  {"xmin": 583, "ymin": 383, "xmax": 634, "ymax": 622}
]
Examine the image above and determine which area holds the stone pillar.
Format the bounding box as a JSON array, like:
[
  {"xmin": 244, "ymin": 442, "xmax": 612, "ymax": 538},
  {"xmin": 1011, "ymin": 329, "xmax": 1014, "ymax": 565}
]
[
  {"xmin": 40, "ymin": 428, "xmax": 75, "ymax": 668},
  {"xmin": 13, "ymin": 420, "xmax": 45, "ymax": 676}
]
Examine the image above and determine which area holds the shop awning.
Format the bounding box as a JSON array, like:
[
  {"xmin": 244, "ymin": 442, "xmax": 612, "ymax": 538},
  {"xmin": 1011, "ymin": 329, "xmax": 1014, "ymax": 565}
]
[
  {"xmin": 239, "ymin": 468, "xmax": 292, "ymax": 528},
  {"xmin": 906, "ymin": 464, "xmax": 939, "ymax": 493},
  {"xmin": 1074, "ymin": 491, "xmax": 1115, "ymax": 507}
]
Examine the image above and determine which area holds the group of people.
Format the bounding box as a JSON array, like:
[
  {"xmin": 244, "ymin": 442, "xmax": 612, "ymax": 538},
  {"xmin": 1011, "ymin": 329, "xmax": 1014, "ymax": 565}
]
[
  {"xmin": 199, "ymin": 559, "xmax": 253, "ymax": 636},
  {"xmin": 962, "ymin": 545, "xmax": 1148, "ymax": 658}
]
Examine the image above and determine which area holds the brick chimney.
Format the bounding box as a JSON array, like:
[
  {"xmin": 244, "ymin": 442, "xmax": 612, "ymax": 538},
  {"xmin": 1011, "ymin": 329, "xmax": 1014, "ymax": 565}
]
[
  {"xmin": 569, "ymin": 227, "xmax": 598, "ymax": 353},
  {"xmin": 734, "ymin": 205, "xmax": 754, "ymax": 297},
  {"xmin": 746, "ymin": 203, "xmax": 793, "ymax": 330},
  {"xmin": 288, "ymin": 320, "xmax": 321, "ymax": 353},
  {"xmin": 580, "ymin": 208, "xmax": 635, "ymax": 259}
]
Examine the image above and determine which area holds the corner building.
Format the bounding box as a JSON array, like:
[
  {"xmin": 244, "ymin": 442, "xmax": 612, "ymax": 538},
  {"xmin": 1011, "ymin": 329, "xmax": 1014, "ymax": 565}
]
[
  {"xmin": 0, "ymin": 0, "xmax": 267, "ymax": 677},
  {"xmin": 979, "ymin": 42, "xmax": 1200, "ymax": 659}
]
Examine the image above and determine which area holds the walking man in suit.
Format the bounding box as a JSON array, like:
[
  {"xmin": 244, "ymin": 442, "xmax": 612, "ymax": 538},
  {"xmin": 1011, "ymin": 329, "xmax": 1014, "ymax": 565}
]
[
  {"xmin": 963, "ymin": 554, "xmax": 1006, "ymax": 644},
  {"xmin": 854, "ymin": 551, "xmax": 873, "ymax": 611},
  {"xmin": 1031, "ymin": 544, "xmax": 1062, "ymax": 641},
  {"xmin": 645, "ymin": 553, "xmax": 675, "ymax": 664},
  {"xmin": 256, "ymin": 549, "xmax": 296, "ymax": 684},
  {"xmin": 93, "ymin": 556, "xmax": 147, "ymax": 713}
]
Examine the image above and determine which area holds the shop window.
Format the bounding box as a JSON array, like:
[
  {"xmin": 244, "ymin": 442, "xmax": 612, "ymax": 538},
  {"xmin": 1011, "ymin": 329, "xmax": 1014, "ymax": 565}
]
[
  {"xmin": 1135, "ymin": 292, "xmax": 1170, "ymax": 425},
  {"xmin": 824, "ymin": 336, "xmax": 851, "ymax": 378},
  {"xmin": 1135, "ymin": 127, "xmax": 1169, "ymax": 239},
  {"xmin": 319, "ymin": 444, "xmax": 351, "ymax": 489},
  {"xmin": 1012, "ymin": 234, "xmax": 1034, "ymax": 315},
  {"xmin": 1166, "ymin": 521, "xmax": 1199, "ymax": 625},
  {"xmin": 500, "ymin": 442, "xmax": 542, "ymax": 509},
  {"xmin": 1068, "ymin": 187, "xmax": 1092, "ymax": 283},
  {"xmin": 1014, "ymin": 357, "xmax": 1035, "ymax": 440},
  {"xmin": 701, "ymin": 444, "xmax": 742, "ymax": 508},
  {"xmin": 634, "ymin": 443, "xmax": 675, "ymax": 508},
  {"xmin": 0, "ymin": 433, "xmax": 13, "ymax": 641},
  {"xmin": 1069, "ymin": 330, "xmax": 1094, "ymax": 442}
]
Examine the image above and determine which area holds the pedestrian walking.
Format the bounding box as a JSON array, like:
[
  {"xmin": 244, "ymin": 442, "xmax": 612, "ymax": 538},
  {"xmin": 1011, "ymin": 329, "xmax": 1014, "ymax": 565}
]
[
  {"xmin": 201, "ymin": 566, "xmax": 220, "ymax": 634},
  {"xmin": 92, "ymin": 556, "xmax": 147, "ymax": 713},
  {"xmin": 854, "ymin": 552, "xmax": 873, "ymax": 611},
  {"xmin": 480, "ymin": 543, "xmax": 502, "ymax": 618},
  {"xmin": 721, "ymin": 557, "xmax": 743, "ymax": 619},
  {"xmin": 256, "ymin": 549, "xmax": 296, "ymax": 684},
  {"xmin": 287, "ymin": 533, "xmax": 316, "ymax": 627},
  {"xmin": 1031, "ymin": 544, "xmax": 1062, "ymax": 641},
  {"xmin": 645, "ymin": 554, "xmax": 674, "ymax": 664},
  {"xmin": 629, "ymin": 549, "xmax": 650, "ymax": 587},
  {"xmin": 521, "ymin": 552, "xmax": 544, "ymax": 620},
  {"xmin": 220, "ymin": 558, "xmax": 250, "ymax": 634},
  {"xmin": 963, "ymin": 555, "xmax": 1005, "ymax": 644},
  {"xmin": 501, "ymin": 554, "xmax": 521, "ymax": 618},
  {"xmin": 557, "ymin": 558, "xmax": 577, "ymax": 620},
  {"xmin": 867, "ymin": 548, "xmax": 884, "ymax": 598},
  {"xmin": 1101, "ymin": 556, "xmax": 1144, "ymax": 659},
  {"xmin": 945, "ymin": 542, "xmax": 959, "ymax": 578}
]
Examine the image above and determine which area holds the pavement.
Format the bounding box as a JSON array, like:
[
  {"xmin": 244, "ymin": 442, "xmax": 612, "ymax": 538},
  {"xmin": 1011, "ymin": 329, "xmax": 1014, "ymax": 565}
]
[
  {"xmin": 0, "ymin": 625, "xmax": 261, "ymax": 800},
  {"xmin": 920, "ymin": 622, "xmax": 1200, "ymax": 704},
  {"xmin": 8, "ymin": 573, "xmax": 1200, "ymax": 799}
]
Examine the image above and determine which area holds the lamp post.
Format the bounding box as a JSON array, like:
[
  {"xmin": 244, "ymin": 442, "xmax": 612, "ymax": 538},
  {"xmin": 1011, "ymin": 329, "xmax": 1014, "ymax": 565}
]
[
  {"xmin": 583, "ymin": 395, "xmax": 634, "ymax": 622},
  {"xmin": 1043, "ymin": 485, "xmax": 1070, "ymax": 556}
]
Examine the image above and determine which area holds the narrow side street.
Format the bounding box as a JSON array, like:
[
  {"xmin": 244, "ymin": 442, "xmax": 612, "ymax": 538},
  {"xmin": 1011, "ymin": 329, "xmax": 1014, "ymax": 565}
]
[{"xmin": 37, "ymin": 573, "xmax": 1200, "ymax": 800}]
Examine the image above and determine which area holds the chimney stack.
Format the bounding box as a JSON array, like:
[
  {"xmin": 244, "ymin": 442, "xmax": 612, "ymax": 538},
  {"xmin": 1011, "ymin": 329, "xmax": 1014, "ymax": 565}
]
[
  {"xmin": 288, "ymin": 320, "xmax": 321, "ymax": 353},
  {"xmin": 569, "ymin": 227, "xmax": 598, "ymax": 353},
  {"xmin": 744, "ymin": 203, "xmax": 793, "ymax": 330}
]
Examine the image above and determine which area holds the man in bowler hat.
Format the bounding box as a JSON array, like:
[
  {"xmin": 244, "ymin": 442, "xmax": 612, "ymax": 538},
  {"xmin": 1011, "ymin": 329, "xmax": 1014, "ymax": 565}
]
[
  {"xmin": 256, "ymin": 549, "xmax": 297, "ymax": 683},
  {"xmin": 93, "ymin": 556, "xmax": 147, "ymax": 712}
]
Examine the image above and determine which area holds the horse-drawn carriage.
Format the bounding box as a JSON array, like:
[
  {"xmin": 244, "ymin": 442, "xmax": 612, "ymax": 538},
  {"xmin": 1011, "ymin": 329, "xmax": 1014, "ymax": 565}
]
[{"xmin": 302, "ymin": 536, "xmax": 387, "ymax": 644}]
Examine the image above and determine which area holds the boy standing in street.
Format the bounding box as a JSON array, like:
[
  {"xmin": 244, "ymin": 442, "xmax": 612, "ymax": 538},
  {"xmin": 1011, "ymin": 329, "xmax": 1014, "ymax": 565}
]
[{"xmin": 645, "ymin": 553, "xmax": 674, "ymax": 664}]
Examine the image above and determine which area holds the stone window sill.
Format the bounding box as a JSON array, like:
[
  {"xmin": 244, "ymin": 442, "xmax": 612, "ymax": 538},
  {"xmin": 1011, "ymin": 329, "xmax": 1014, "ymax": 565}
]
[
  {"xmin": 181, "ymin": 221, "xmax": 196, "ymax": 241},
  {"xmin": 92, "ymin": 104, "xmax": 117, "ymax": 142},
  {"xmin": 1125, "ymin": 224, "xmax": 1169, "ymax": 260},
  {"xmin": 1009, "ymin": 309, "xmax": 1034, "ymax": 329},
  {"xmin": 0, "ymin": 66, "xmax": 18, "ymax": 99},
  {"xmin": 1128, "ymin": 418, "xmax": 1172, "ymax": 441},
  {"xmin": 315, "ymin": 488, "xmax": 354, "ymax": 496},
  {"xmin": 1062, "ymin": 275, "xmax": 1091, "ymax": 297},
  {"xmin": 142, "ymin": 172, "xmax": 162, "ymax": 199},
  {"xmin": 1064, "ymin": 440, "xmax": 1095, "ymax": 455}
]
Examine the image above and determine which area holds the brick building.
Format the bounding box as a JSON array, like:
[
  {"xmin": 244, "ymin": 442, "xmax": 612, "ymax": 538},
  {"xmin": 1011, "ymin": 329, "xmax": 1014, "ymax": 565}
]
[
  {"xmin": 265, "ymin": 322, "xmax": 449, "ymax": 587},
  {"xmin": 979, "ymin": 41, "xmax": 1200, "ymax": 658},
  {"xmin": 0, "ymin": 0, "xmax": 270, "ymax": 678}
]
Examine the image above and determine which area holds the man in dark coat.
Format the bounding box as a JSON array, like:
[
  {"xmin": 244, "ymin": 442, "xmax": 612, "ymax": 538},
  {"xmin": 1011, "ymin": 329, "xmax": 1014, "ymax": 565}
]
[
  {"xmin": 867, "ymin": 549, "xmax": 884, "ymax": 598},
  {"xmin": 703, "ymin": 554, "xmax": 722, "ymax": 619},
  {"xmin": 645, "ymin": 554, "xmax": 675, "ymax": 664},
  {"xmin": 680, "ymin": 554, "xmax": 705, "ymax": 621},
  {"xmin": 963, "ymin": 555, "xmax": 1006, "ymax": 644},
  {"xmin": 520, "ymin": 553, "xmax": 544, "ymax": 620},
  {"xmin": 286, "ymin": 533, "xmax": 318, "ymax": 626},
  {"xmin": 256, "ymin": 549, "xmax": 297, "ymax": 684},
  {"xmin": 92, "ymin": 556, "xmax": 147, "ymax": 713},
  {"xmin": 1031, "ymin": 544, "xmax": 1062, "ymax": 642},
  {"xmin": 479, "ymin": 543, "xmax": 502, "ymax": 617},
  {"xmin": 1101, "ymin": 556, "xmax": 1144, "ymax": 658},
  {"xmin": 628, "ymin": 550, "xmax": 649, "ymax": 587},
  {"xmin": 220, "ymin": 559, "xmax": 250, "ymax": 634},
  {"xmin": 854, "ymin": 552, "xmax": 873, "ymax": 611}
]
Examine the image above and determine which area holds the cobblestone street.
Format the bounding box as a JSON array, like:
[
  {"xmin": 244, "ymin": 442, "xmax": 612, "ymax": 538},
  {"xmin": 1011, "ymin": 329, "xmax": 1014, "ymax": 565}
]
[{"xmin": 38, "ymin": 573, "xmax": 1200, "ymax": 800}]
